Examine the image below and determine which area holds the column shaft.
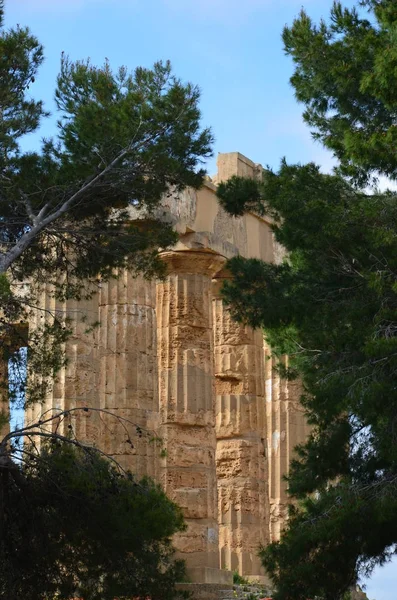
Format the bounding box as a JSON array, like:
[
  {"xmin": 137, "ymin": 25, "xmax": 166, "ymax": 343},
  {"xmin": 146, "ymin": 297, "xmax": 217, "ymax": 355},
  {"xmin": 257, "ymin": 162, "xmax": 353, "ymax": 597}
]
[
  {"xmin": 266, "ymin": 352, "xmax": 310, "ymax": 541},
  {"xmin": 98, "ymin": 272, "xmax": 159, "ymax": 478},
  {"xmin": 157, "ymin": 251, "xmax": 224, "ymax": 576},
  {"xmin": 27, "ymin": 281, "xmax": 101, "ymax": 443},
  {"xmin": 213, "ymin": 277, "xmax": 267, "ymax": 577}
]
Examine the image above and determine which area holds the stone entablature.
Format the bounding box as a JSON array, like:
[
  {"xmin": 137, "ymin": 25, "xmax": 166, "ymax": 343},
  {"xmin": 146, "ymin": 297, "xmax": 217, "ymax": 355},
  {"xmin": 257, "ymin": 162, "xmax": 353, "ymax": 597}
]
[{"xmin": 27, "ymin": 152, "xmax": 309, "ymax": 584}]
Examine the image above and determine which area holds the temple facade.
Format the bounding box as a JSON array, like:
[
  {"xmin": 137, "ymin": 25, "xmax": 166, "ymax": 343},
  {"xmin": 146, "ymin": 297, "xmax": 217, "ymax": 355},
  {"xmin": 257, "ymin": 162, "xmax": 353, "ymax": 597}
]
[{"xmin": 27, "ymin": 152, "xmax": 310, "ymax": 585}]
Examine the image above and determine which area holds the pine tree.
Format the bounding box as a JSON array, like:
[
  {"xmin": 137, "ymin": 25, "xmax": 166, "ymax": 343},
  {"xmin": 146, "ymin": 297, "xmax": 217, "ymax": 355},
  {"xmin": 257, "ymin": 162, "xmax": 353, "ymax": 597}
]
[
  {"xmin": 282, "ymin": 0, "xmax": 397, "ymax": 186},
  {"xmin": 0, "ymin": 2, "xmax": 212, "ymax": 596},
  {"xmin": 0, "ymin": 434, "xmax": 186, "ymax": 600},
  {"xmin": 0, "ymin": 0, "xmax": 212, "ymax": 409},
  {"xmin": 216, "ymin": 2, "xmax": 397, "ymax": 598}
]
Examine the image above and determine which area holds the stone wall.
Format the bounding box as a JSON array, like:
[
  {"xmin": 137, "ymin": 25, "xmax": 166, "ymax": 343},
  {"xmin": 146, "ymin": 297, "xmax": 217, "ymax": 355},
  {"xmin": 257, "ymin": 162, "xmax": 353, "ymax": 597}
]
[{"xmin": 25, "ymin": 152, "xmax": 309, "ymax": 584}]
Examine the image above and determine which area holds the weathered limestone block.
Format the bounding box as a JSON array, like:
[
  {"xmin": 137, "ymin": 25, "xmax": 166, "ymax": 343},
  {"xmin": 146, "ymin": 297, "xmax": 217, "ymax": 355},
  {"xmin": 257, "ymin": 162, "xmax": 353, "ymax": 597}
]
[
  {"xmin": 27, "ymin": 274, "xmax": 160, "ymax": 480},
  {"xmin": 23, "ymin": 152, "xmax": 311, "ymax": 586},
  {"xmin": 61, "ymin": 293, "xmax": 100, "ymax": 442},
  {"xmin": 157, "ymin": 250, "xmax": 224, "ymax": 573},
  {"xmin": 265, "ymin": 352, "xmax": 310, "ymax": 541},
  {"xmin": 25, "ymin": 282, "xmax": 100, "ymax": 443},
  {"xmin": 214, "ymin": 152, "xmax": 263, "ymax": 184},
  {"xmin": 213, "ymin": 274, "xmax": 268, "ymax": 577},
  {"xmin": 97, "ymin": 272, "xmax": 159, "ymax": 477}
]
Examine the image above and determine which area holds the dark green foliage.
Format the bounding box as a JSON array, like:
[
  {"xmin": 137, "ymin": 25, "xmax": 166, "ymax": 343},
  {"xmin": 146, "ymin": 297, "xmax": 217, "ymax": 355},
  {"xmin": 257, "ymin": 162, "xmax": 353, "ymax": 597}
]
[
  {"xmin": 233, "ymin": 571, "xmax": 250, "ymax": 585},
  {"xmin": 0, "ymin": 0, "xmax": 46, "ymax": 164},
  {"xmin": 0, "ymin": 0, "xmax": 212, "ymax": 406},
  {"xmin": 217, "ymin": 158, "xmax": 397, "ymax": 599},
  {"xmin": 0, "ymin": 4, "xmax": 208, "ymax": 597},
  {"xmin": 217, "ymin": 4, "xmax": 397, "ymax": 597},
  {"xmin": 282, "ymin": 0, "xmax": 397, "ymax": 186},
  {"xmin": 2, "ymin": 46, "xmax": 212, "ymax": 281},
  {"xmin": 217, "ymin": 175, "xmax": 265, "ymax": 217},
  {"xmin": 0, "ymin": 441, "xmax": 185, "ymax": 600},
  {"xmin": 0, "ymin": 0, "xmax": 212, "ymax": 285}
]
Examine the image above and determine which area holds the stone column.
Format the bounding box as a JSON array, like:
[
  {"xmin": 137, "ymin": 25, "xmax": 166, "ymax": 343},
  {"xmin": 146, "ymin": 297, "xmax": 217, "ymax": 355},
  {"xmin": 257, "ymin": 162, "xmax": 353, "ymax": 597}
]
[
  {"xmin": 97, "ymin": 272, "xmax": 159, "ymax": 478},
  {"xmin": 156, "ymin": 250, "xmax": 230, "ymax": 584},
  {"xmin": 266, "ymin": 352, "xmax": 310, "ymax": 541},
  {"xmin": 213, "ymin": 273, "xmax": 268, "ymax": 577},
  {"xmin": 25, "ymin": 281, "xmax": 102, "ymax": 445}
]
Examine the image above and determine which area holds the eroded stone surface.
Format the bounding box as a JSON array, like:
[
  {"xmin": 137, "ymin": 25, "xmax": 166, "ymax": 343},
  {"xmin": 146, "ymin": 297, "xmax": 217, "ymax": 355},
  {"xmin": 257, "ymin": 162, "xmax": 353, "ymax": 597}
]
[
  {"xmin": 265, "ymin": 354, "xmax": 310, "ymax": 541},
  {"xmin": 213, "ymin": 275, "xmax": 267, "ymax": 576},
  {"xmin": 157, "ymin": 250, "xmax": 225, "ymax": 573},
  {"xmin": 25, "ymin": 152, "xmax": 309, "ymax": 583}
]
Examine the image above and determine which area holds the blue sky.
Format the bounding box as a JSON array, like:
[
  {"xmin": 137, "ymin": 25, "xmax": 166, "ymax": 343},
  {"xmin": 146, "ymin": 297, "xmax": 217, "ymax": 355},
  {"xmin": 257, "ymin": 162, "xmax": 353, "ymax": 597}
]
[
  {"xmin": 4, "ymin": 1, "xmax": 395, "ymax": 598},
  {"xmin": 6, "ymin": 0, "xmax": 354, "ymax": 175}
]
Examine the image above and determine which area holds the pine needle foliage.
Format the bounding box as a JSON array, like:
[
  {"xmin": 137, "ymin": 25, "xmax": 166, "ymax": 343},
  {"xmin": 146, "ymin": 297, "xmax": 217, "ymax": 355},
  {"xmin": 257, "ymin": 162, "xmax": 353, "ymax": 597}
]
[
  {"xmin": 0, "ymin": 2, "xmax": 211, "ymax": 597},
  {"xmin": 216, "ymin": 2, "xmax": 397, "ymax": 598},
  {"xmin": 0, "ymin": 0, "xmax": 212, "ymax": 408},
  {"xmin": 0, "ymin": 441, "xmax": 186, "ymax": 600}
]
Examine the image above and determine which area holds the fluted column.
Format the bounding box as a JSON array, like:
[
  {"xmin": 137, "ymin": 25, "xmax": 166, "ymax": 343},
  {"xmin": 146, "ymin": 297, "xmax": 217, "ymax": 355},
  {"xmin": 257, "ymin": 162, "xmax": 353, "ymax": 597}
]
[
  {"xmin": 27, "ymin": 282, "xmax": 101, "ymax": 443},
  {"xmin": 97, "ymin": 272, "xmax": 159, "ymax": 478},
  {"xmin": 49, "ymin": 282, "xmax": 101, "ymax": 446},
  {"xmin": 26, "ymin": 273, "xmax": 159, "ymax": 476},
  {"xmin": 266, "ymin": 352, "xmax": 310, "ymax": 541},
  {"xmin": 156, "ymin": 250, "xmax": 225, "ymax": 580},
  {"xmin": 213, "ymin": 273, "xmax": 268, "ymax": 577}
]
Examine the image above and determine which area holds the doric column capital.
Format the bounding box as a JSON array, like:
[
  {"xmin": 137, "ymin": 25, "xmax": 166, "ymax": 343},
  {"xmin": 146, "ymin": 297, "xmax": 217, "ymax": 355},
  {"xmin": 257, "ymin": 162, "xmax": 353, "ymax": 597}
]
[
  {"xmin": 160, "ymin": 250, "xmax": 225, "ymax": 277},
  {"xmin": 211, "ymin": 267, "xmax": 233, "ymax": 298}
]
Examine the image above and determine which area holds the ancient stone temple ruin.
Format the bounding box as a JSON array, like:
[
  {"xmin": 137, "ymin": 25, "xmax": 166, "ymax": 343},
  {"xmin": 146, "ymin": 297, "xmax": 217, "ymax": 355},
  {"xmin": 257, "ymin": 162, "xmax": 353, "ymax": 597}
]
[{"xmin": 27, "ymin": 152, "xmax": 310, "ymax": 586}]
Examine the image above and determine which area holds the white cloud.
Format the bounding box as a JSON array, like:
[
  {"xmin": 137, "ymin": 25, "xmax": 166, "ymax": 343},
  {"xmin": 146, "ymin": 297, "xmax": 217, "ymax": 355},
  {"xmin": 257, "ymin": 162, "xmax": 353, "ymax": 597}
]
[{"xmin": 267, "ymin": 113, "xmax": 397, "ymax": 190}]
